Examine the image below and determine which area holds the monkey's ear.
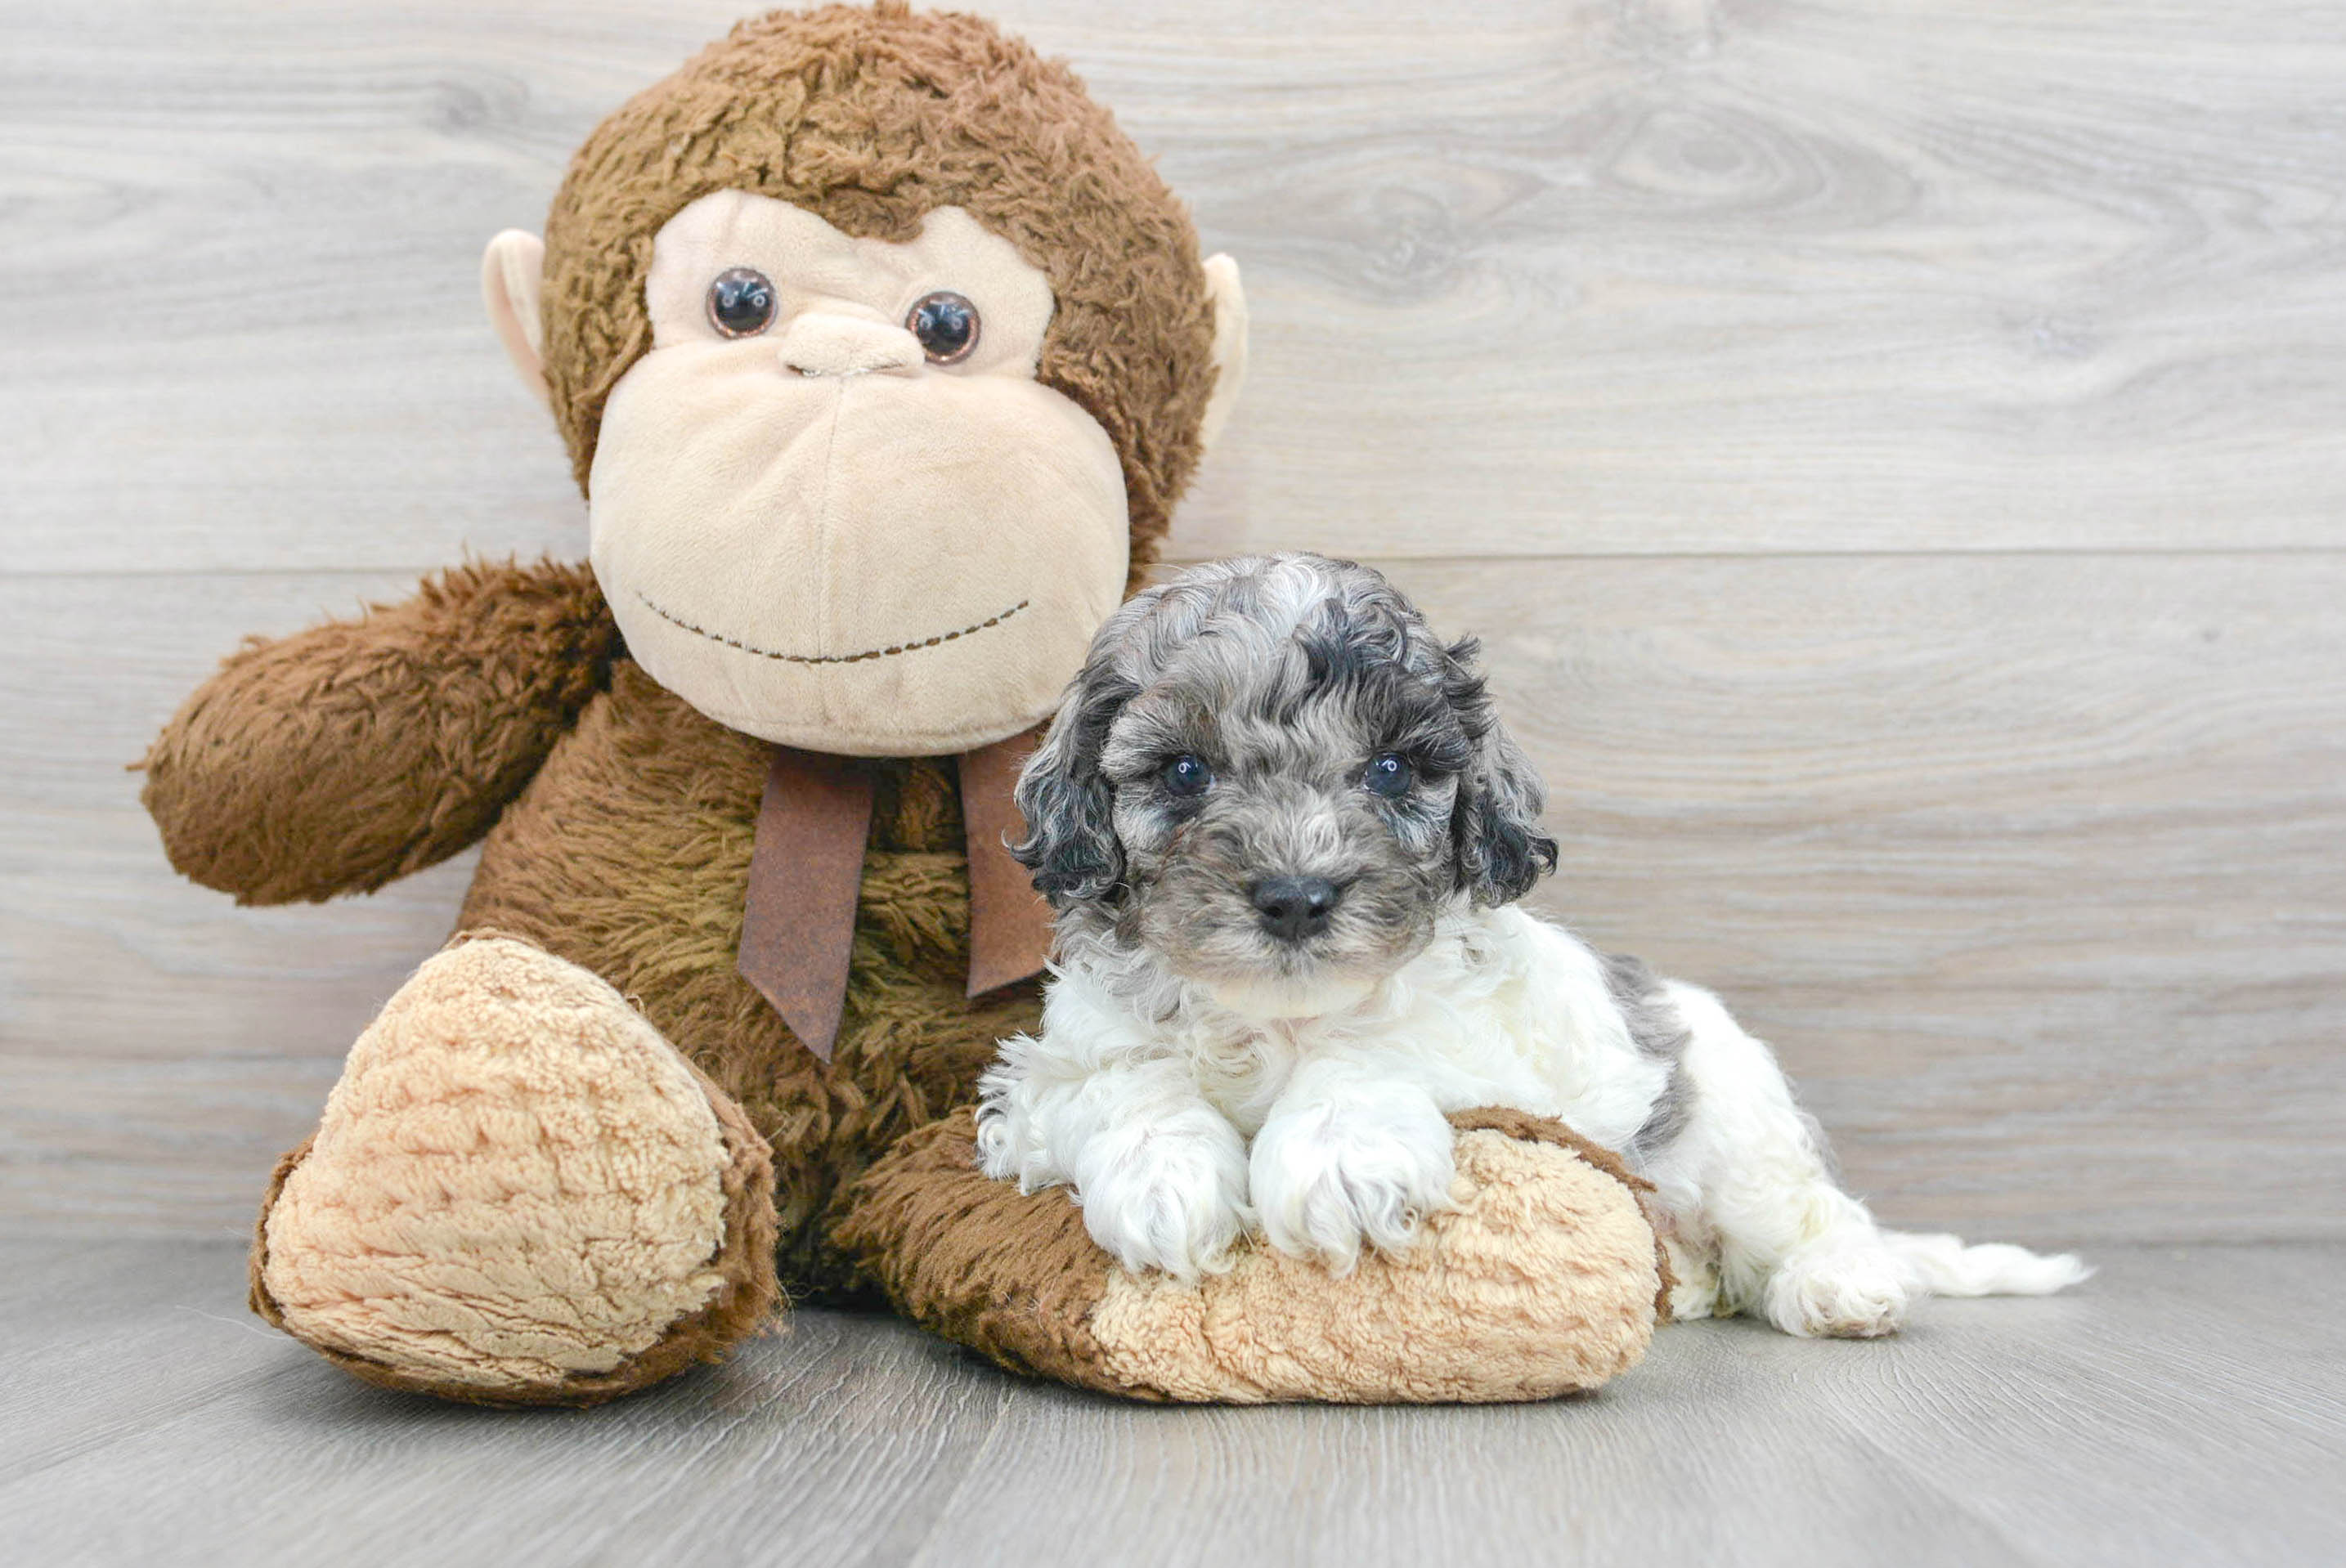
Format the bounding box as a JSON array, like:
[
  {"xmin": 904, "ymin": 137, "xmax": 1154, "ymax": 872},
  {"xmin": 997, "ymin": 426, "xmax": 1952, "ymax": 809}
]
[
  {"xmin": 481, "ymin": 230, "xmax": 551, "ymax": 410},
  {"xmin": 1197, "ymin": 253, "xmax": 1249, "ymax": 456}
]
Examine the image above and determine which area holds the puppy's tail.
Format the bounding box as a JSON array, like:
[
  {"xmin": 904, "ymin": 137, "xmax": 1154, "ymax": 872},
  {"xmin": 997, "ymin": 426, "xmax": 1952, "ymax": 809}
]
[{"xmin": 1883, "ymin": 1231, "xmax": 2093, "ymax": 1297}]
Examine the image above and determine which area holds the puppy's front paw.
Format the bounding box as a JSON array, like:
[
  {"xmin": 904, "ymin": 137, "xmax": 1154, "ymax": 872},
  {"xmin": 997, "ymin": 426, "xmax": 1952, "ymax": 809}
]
[
  {"xmin": 1763, "ymin": 1241, "xmax": 1913, "ymax": 1337},
  {"xmin": 1074, "ymin": 1120, "xmax": 1252, "ymax": 1282},
  {"xmin": 1250, "ymin": 1100, "xmax": 1456, "ymax": 1275}
]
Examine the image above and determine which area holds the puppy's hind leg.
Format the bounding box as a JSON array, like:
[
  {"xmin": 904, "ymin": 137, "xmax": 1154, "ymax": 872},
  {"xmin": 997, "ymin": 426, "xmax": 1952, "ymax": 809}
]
[{"xmin": 1645, "ymin": 983, "xmax": 2085, "ymax": 1338}]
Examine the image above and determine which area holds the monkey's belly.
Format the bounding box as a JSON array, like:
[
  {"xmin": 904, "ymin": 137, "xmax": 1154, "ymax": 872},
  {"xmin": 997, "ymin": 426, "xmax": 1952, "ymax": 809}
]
[{"xmin": 459, "ymin": 659, "xmax": 1042, "ymax": 1292}]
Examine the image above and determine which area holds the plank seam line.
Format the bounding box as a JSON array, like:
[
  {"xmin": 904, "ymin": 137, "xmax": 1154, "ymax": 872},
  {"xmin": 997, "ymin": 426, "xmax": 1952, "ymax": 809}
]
[{"xmin": 16, "ymin": 544, "xmax": 2346, "ymax": 582}]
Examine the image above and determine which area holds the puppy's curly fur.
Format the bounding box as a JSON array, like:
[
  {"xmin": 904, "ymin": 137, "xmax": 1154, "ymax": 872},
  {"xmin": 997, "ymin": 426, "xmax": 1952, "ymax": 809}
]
[{"xmin": 978, "ymin": 554, "xmax": 2089, "ymax": 1336}]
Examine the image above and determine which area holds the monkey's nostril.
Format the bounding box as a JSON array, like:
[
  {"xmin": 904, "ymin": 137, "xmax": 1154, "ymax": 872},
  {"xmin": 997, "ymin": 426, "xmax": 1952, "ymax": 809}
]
[{"xmin": 1249, "ymin": 876, "xmax": 1344, "ymax": 941}]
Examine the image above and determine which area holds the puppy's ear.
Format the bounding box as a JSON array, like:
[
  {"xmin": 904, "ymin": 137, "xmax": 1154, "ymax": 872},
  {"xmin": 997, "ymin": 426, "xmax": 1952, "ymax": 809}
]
[
  {"xmin": 1012, "ymin": 661, "xmax": 1136, "ymax": 907},
  {"xmin": 1443, "ymin": 636, "xmax": 1559, "ymax": 906}
]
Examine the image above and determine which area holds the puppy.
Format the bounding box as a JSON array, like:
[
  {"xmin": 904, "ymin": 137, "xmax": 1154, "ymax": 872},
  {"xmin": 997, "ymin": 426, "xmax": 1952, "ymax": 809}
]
[{"xmin": 976, "ymin": 553, "xmax": 2087, "ymax": 1337}]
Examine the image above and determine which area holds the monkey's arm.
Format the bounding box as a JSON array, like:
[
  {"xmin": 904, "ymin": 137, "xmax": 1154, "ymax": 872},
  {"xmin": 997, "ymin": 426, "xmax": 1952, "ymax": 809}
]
[{"xmin": 141, "ymin": 558, "xmax": 618, "ymax": 904}]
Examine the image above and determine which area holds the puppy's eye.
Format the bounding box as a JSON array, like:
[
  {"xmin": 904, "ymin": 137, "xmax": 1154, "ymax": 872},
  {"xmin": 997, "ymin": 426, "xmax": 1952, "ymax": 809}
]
[
  {"xmin": 1363, "ymin": 752, "xmax": 1415, "ymax": 799},
  {"xmin": 906, "ymin": 290, "xmax": 980, "ymax": 363},
  {"xmin": 1160, "ymin": 754, "xmax": 1213, "ymax": 797},
  {"xmin": 707, "ymin": 267, "xmax": 778, "ymax": 338}
]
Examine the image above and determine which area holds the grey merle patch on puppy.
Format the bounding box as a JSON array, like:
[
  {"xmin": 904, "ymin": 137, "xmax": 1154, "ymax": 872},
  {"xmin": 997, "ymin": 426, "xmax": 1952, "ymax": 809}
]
[
  {"xmin": 1013, "ymin": 554, "xmax": 1554, "ymax": 1019},
  {"xmin": 980, "ymin": 553, "xmax": 2088, "ymax": 1336}
]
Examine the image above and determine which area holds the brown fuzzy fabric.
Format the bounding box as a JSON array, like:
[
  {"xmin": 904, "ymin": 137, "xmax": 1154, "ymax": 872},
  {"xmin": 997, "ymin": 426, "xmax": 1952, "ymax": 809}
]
[
  {"xmin": 838, "ymin": 1105, "xmax": 1664, "ymax": 1403},
  {"xmin": 456, "ymin": 660, "xmax": 1042, "ymax": 1300},
  {"xmin": 1450, "ymin": 1105, "xmax": 1679, "ymax": 1315},
  {"xmin": 150, "ymin": 7, "xmax": 1671, "ymax": 1410},
  {"xmin": 538, "ymin": 2, "xmax": 1218, "ymax": 583},
  {"xmin": 140, "ymin": 558, "xmax": 617, "ymax": 904},
  {"xmin": 834, "ymin": 1108, "xmax": 1121, "ymax": 1387},
  {"xmin": 248, "ymin": 1065, "xmax": 780, "ymax": 1411}
]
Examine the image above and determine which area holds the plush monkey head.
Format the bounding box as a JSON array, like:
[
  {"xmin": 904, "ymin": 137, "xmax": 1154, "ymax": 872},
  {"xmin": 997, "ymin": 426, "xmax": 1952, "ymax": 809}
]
[{"xmin": 481, "ymin": 3, "xmax": 1246, "ymax": 755}]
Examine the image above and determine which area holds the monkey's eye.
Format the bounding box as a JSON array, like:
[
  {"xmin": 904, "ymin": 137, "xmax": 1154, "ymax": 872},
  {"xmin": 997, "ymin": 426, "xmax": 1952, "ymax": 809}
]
[
  {"xmin": 706, "ymin": 267, "xmax": 778, "ymax": 338},
  {"xmin": 1160, "ymin": 754, "xmax": 1213, "ymax": 798},
  {"xmin": 906, "ymin": 290, "xmax": 980, "ymax": 364},
  {"xmin": 1363, "ymin": 752, "xmax": 1415, "ymax": 799}
]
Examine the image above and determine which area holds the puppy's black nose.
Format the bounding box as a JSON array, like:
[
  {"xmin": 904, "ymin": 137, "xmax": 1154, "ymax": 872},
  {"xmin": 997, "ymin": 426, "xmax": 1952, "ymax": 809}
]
[{"xmin": 1250, "ymin": 876, "xmax": 1343, "ymax": 941}]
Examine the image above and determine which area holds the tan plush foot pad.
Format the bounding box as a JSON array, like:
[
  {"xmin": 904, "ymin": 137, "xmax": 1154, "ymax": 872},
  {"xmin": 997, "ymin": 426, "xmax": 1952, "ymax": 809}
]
[
  {"xmin": 839, "ymin": 1106, "xmax": 1668, "ymax": 1403},
  {"xmin": 250, "ymin": 934, "xmax": 779, "ymax": 1408}
]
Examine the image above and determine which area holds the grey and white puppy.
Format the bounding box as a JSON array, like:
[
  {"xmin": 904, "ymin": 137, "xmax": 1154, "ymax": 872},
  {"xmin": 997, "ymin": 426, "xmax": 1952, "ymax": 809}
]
[{"xmin": 976, "ymin": 553, "xmax": 2085, "ymax": 1336}]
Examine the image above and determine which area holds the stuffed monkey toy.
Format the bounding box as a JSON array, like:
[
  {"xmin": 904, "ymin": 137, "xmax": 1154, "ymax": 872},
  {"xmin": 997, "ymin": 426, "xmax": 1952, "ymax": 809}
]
[{"xmin": 141, "ymin": 2, "xmax": 1665, "ymax": 1407}]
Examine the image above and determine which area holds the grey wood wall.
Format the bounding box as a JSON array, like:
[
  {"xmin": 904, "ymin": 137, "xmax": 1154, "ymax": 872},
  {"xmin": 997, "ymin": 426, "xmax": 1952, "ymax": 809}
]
[{"xmin": 4, "ymin": 0, "xmax": 2340, "ymax": 1243}]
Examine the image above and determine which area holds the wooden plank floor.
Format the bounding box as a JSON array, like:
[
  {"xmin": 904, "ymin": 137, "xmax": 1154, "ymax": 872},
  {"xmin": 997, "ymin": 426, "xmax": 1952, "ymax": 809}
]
[
  {"xmin": 2, "ymin": 1240, "xmax": 2339, "ymax": 1566},
  {"xmin": 2, "ymin": 2, "xmax": 2342, "ymax": 1555}
]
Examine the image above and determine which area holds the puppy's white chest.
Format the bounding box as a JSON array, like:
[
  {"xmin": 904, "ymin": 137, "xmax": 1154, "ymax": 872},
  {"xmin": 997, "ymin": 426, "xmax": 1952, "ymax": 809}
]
[{"xmin": 1186, "ymin": 1024, "xmax": 1303, "ymax": 1137}]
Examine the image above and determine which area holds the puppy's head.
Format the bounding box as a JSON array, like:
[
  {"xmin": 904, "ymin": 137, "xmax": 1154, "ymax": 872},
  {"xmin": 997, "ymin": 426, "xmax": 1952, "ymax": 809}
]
[{"xmin": 1012, "ymin": 553, "xmax": 1557, "ymax": 1019}]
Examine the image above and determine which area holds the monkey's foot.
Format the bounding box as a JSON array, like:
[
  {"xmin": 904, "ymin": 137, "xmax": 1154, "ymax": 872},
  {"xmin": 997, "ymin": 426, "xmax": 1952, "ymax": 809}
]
[
  {"xmin": 251, "ymin": 934, "xmax": 778, "ymax": 1407},
  {"xmin": 838, "ymin": 1107, "xmax": 1665, "ymax": 1403}
]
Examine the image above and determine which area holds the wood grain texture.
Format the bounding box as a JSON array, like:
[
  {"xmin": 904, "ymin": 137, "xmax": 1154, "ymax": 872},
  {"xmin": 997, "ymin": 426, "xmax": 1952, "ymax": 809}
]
[
  {"xmin": 5, "ymin": 556, "xmax": 2339, "ymax": 1241},
  {"xmin": 2, "ymin": 2, "xmax": 2340, "ymax": 1243},
  {"xmin": 0, "ymin": 1239, "xmax": 2339, "ymax": 1566},
  {"xmin": 1413, "ymin": 553, "xmax": 2346, "ymax": 1243},
  {"xmin": 4, "ymin": 2, "xmax": 2340, "ymax": 1552},
  {"xmin": 3, "ymin": 1, "xmax": 2345, "ymax": 572}
]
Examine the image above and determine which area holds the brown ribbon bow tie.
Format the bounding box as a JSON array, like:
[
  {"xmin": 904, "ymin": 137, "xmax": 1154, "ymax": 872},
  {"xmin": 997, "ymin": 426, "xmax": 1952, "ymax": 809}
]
[{"xmin": 735, "ymin": 728, "xmax": 1053, "ymax": 1060}]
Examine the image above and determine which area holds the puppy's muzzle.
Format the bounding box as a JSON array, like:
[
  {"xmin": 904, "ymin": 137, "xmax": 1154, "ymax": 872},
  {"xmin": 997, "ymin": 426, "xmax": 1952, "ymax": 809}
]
[{"xmin": 1249, "ymin": 876, "xmax": 1346, "ymax": 942}]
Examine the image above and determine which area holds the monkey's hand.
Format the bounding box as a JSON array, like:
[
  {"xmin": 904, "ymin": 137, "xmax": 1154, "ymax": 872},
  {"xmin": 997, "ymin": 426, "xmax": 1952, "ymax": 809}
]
[{"xmin": 140, "ymin": 558, "xmax": 617, "ymax": 903}]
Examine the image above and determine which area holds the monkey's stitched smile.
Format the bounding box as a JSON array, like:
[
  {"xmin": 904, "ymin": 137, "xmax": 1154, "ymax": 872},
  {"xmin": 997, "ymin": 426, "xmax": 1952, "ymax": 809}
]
[{"xmin": 635, "ymin": 590, "xmax": 1032, "ymax": 665}]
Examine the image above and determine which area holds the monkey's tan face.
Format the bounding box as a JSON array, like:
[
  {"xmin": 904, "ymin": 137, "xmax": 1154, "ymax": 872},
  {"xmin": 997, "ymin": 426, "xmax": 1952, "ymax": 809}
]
[{"xmin": 587, "ymin": 191, "xmax": 1130, "ymax": 755}]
